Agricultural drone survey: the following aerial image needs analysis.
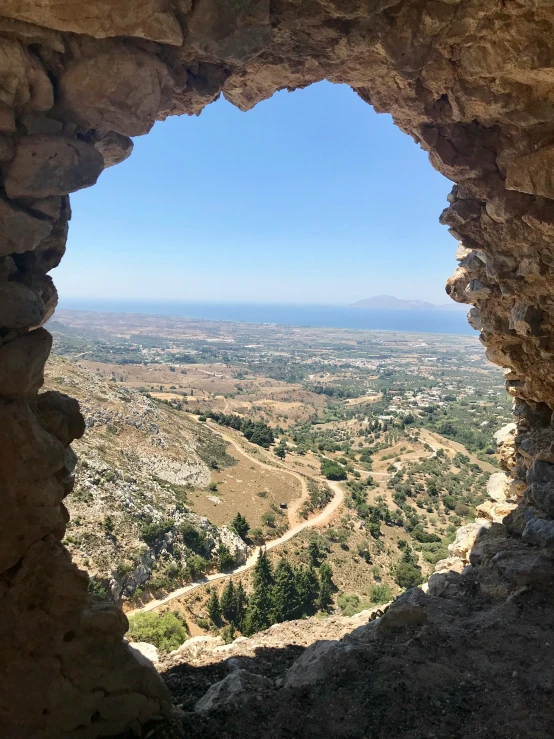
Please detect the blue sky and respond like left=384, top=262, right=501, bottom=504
left=56, top=81, right=455, bottom=305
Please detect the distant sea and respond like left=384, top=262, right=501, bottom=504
left=58, top=299, right=474, bottom=336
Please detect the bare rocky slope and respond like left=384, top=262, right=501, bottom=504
left=45, top=355, right=249, bottom=602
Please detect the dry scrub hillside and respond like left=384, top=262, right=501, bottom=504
left=78, top=359, right=328, bottom=427
left=45, top=356, right=249, bottom=602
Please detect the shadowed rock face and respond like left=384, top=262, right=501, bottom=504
left=1, top=1, right=554, bottom=736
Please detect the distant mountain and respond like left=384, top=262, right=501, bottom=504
left=351, top=295, right=465, bottom=311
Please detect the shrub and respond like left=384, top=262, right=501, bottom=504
left=394, top=562, right=424, bottom=589
left=320, top=459, right=347, bottom=481
left=262, top=511, right=276, bottom=528
left=337, top=593, right=365, bottom=617
left=368, top=583, right=393, bottom=604
left=140, top=519, right=174, bottom=545
left=103, top=515, right=115, bottom=534
left=180, top=523, right=206, bottom=553
left=88, top=578, right=110, bottom=598
left=128, top=611, right=188, bottom=654
left=248, top=527, right=265, bottom=544
left=185, top=554, right=208, bottom=580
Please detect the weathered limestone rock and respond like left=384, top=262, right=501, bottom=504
left=284, top=639, right=358, bottom=689
left=219, top=525, right=249, bottom=564
left=0, top=281, right=44, bottom=331
left=195, top=669, right=273, bottom=712
left=506, top=144, right=554, bottom=201
left=448, top=520, right=491, bottom=562
left=0, top=37, right=53, bottom=112
left=130, top=641, right=160, bottom=665
left=476, top=499, right=517, bottom=524
left=0, top=197, right=52, bottom=256
left=185, top=0, right=271, bottom=63
left=3, top=135, right=104, bottom=199
left=0, top=0, right=183, bottom=45
left=35, top=391, right=86, bottom=447
left=0, top=328, right=52, bottom=397
left=374, top=587, right=428, bottom=633
left=92, top=130, right=134, bottom=168
left=59, top=45, right=174, bottom=137
left=522, top=518, right=554, bottom=550
left=487, top=471, right=512, bottom=503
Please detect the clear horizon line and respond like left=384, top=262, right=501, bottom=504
left=57, top=296, right=455, bottom=308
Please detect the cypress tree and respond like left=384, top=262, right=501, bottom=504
left=220, top=580, right=235, bottom=622
left=230, top=513, right=249, bottom=541
left=271, top=558, right=300, bottom=623
left=233, top=581, right=248, bottom=630
left=207, top=590, right=221, bottom=624
left=297, top=565, right=319, bottom=615
left=242, top=549, right=274, bottom=636
left=317, top=562, right=334, bottom=612
left=307, top=541, right=320, bottom=567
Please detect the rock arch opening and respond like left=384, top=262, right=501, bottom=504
left=1, top=1, right=553, bottom=736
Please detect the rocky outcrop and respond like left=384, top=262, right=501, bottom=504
left=1, top=0, right=554, bottom=736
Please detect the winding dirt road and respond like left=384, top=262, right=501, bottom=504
left=208, top=421, right=309, bottom=529
left=128, top=422, right=345, bottom=616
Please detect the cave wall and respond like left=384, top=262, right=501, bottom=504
left=1, top=0, right=554, bottom=736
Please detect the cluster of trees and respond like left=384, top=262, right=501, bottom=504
left=310, top=383, right=360, bottom=399
left=320, top=459, right=347, bottom=481
left=206, top=412, right=275, bottom=448
left=206, top=550, right=335, bottom=637
left=300, top=480, right=333, bottom=519
left=420, top=406, right=496, bottom=454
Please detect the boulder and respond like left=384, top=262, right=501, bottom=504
left=522, top=517, right=554, bottom=550
left=476, top=500, right=517, bottom=523
left=284, top=639, right=358, bottom=689
left=3, top=135, right=104, bottom=199
left=60, top=45, right=173, bottom=137
left=195, top=669, right=273, bottom=712
left=434, top=556, right=465, bottom=574
left=0, top=37, right=53, bottom=112
left=219, top=526, right=249, bottom=564
left=494, top=422, right=517, bottom=445
left=36, top=391, right=85, bottom=446
left=487, top=472, right=511, bottom=502
left=0, top=281, right=44, bottom=331
left=0, top=329, right=52, bottom=398
left=93, top=131, right=134, bottom=168
left=375, top=588, right=428, bottom=633
left=166, top=635, right=224, bottom=666
left=0, top=0, right=183, bottom=45
left=448, top=520, right=491, bottom=561
left=427, top=570, right=462, bottom=598
left=129, top=641, right=159, bottom=665
left=0, top=197, right=53, bottom=257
